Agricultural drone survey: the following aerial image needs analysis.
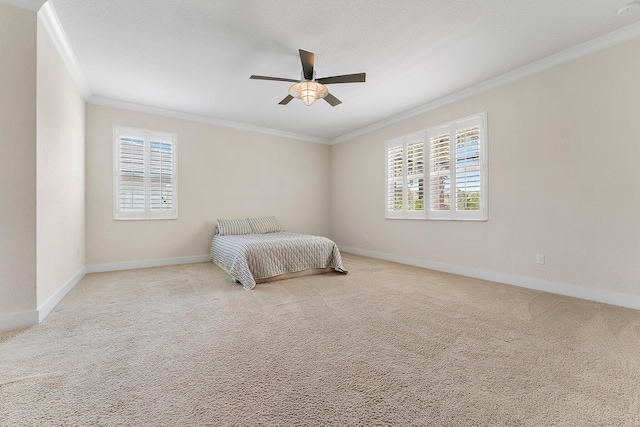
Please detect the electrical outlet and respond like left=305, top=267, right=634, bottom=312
left=536, top=254, right=545, bottom=265
left=364, top=235, right=369, bottom=242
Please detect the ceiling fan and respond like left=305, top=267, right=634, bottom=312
left=250, top=49, right=366, bottom=107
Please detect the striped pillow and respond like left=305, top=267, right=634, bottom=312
left=247, top=216, right=282, bottom=234
left=217, top=218, right=252, bottom=236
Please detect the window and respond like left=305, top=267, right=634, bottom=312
left=385, top=112, right=487, bottom=221
left=113, top=126, right=178, bottom=220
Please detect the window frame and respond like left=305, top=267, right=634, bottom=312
left=385, top=112, right=487, bottom=221
left=113, top=126, right=178, bottom=221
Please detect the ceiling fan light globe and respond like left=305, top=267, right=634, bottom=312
left=315, top=83, right=329, bottom=99
left=289, top=81, right=329, bottom=106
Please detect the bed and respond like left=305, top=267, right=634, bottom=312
left=210, top=217, right=347, bottom=290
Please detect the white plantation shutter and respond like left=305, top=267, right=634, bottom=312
left=385, top=133, right=425, bottom=219
left=149, top=139, right=174, bottom=211
left=454, top=116, right=483, bottom=220
left=118, top=135, right=145, bottom=212
left=428, top=125, right=451, bottom=219
left=406, top=138, right=425, bottom=213
left=114, top=127, right=178, bottom=220
left=426, top=113, right=486, bottom=221
left=386, top=139, right=404, bottom=217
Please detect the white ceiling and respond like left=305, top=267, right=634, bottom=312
left=11, top=0, right=640, bottom=141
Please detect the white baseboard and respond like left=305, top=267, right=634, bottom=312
left=1, top=255, right=212, bottom=331
left=86, top=255, right=211, bottom=274
left=0, top=267, right=88, bottom=331
left=38, top=267, right=86, bottom=323
left=0, top=310, right=39, bottom=331
left=340, top=246, right=640, bottom=311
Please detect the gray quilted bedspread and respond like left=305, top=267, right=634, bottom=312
left=210, top=232, right=347, bottom=290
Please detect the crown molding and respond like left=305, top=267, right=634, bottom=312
left=330, top=20, right=640, bottom=145
left=38, top=2, right=92, bottom=100
left=88, top=96, right=330, bottom=144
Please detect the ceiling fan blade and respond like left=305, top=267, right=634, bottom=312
left=324, top=93, right=342, bottom=107
left=279, top=95, right=294, bottom=105
left=316, top=73, right=366, bottom=85
left=299, top=49, right=314, bottom=81
left=250, top=75, right=299, bottom=83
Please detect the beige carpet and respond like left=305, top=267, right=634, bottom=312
left=1, top=253, right=639, bottom=426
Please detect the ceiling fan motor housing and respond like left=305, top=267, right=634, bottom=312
left=289, top=81, right=329, bottom=106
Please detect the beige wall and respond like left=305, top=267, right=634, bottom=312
left=36, top=17, right=86, bottom=307
left=0, top=4, right=37, bottom=316
left=85, top=104, right=332, bottom=266
left=332, top=36, right=640, bottom=298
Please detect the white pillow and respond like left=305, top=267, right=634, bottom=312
left=217, top=218, right=252, bottom=236
left=247, top=216, right=282, bottom=234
